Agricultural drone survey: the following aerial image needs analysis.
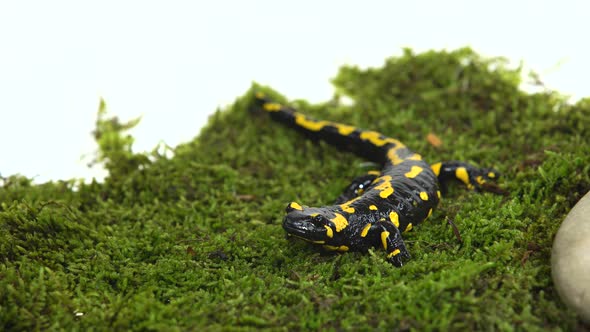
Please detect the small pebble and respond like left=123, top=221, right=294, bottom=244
left=552, top=190, right=590, bottom=323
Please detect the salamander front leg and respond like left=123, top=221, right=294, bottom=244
left=334, top=171, right=380, bottom=204
left=369, top=221, right=411, bottom=267
left=431, top=161, right=499, bottom=192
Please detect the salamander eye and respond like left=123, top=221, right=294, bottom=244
left=311, top=214, right=327, bottom=227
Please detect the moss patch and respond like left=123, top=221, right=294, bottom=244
left=2, top=47, right=589, bottom=330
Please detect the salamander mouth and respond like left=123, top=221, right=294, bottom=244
left=282, top=216, right=325, bottom=242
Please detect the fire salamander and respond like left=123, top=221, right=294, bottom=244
left=254, top=92, right=498, bottom=267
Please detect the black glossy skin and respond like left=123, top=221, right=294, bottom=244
left=254, top=92, right=498, bottom=267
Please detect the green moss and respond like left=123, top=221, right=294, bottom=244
left=1, top=47, right=589, bottom=330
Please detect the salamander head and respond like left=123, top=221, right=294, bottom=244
left=282, top=202, right=338, bottom=244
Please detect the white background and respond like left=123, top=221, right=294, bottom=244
left=1, top=1, right=587, bottom=183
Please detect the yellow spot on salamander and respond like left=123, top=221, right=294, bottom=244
left=293, top=114, right=358, bottom=136
left=324, top=225, right=333, bottom=238
left=405, top=165, right=424, bottom=178
left=360, top=223, right=372, bottom=237
left=310, top=213, right=319, bottom=217
left=263, top=102, right=282, bottom=112
left=431, top=162, right=442, bottom=176
left=379, top=187, right=394, bottom=199
left=389, top=211, right=400, bottom=228
left=488, top=172, right=496, bottom=179
left=407, top=154, right=422, bottom=161
left=427, top=208, right=433, bottom=218
left=342, top=206, right=355, bottom=213
left=324, top=245, right=349, bottom=252
left=340, top=197, right=360, bottom=214
left=367, top=170, right=381, bottom=176
left=360, top=131, right=401, bottom=147
left=289, top=202, right=303, bottom=211
left=456, top=167, right=470, bottom=186
left=476, top=175, right=486, bottom=185
left=420, top=191, right=429, bottom=201
left=294, top=114, right=327, bottom=131
left=437, top=190, right=441, bottom=199
left=373, top=175, right=392, bottom=185
left=373, top=175, right=394, bottom=199
left=340, top=203, right=355, bottom=214
left=381, top=231, right=390, bottom=250
left=331, top=213, right=348, bottom=232
left=386, top=146, right=405, bottom=165
left=405, top=223, right=413, bottom=232
left=335, top=124, right=356, bottom=135
left=369, top=205, right=378, bottom=211
left=387, top=249, right=401, bottom=258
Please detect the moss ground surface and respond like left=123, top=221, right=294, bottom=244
left=1, top=48, right=590, bottom=331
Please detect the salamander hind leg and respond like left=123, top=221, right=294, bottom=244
left=431, top=161, right=499, bottom=192
left=333, top=171, right=380, bottom=204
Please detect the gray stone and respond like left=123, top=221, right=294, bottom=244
left=552, top=190, right=590, bottom=323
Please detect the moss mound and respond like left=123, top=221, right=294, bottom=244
left=2, top=48, right=589, bottom=330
